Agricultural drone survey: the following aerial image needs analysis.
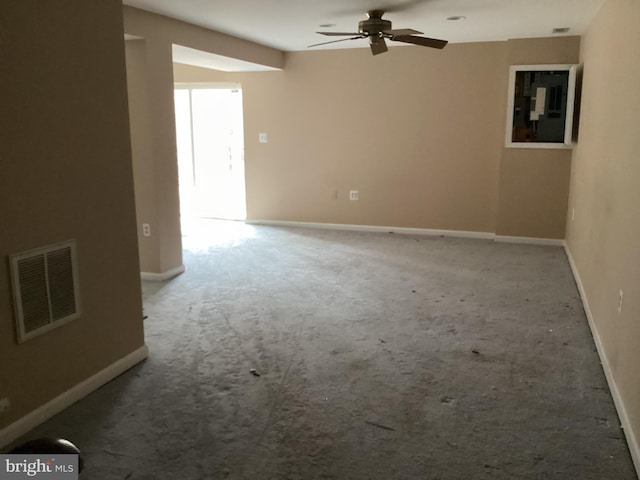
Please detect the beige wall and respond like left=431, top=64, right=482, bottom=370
left=566, top=0, right=640, bottom=469
left=123, top=7, right=284, bottom=274
left=125, top=35, right=183, bottom=275
left=176, top=43, right=509, bottom=232
left=124, top=6, right=284, bottom=71
left=174, top=37, right=579, bottom=237
left=495, top=37, right=581, bottom=239
left=126, top=40, right=160, bottom=273
left=0, top=0, right=145, bottom=432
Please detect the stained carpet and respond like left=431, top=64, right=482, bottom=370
left=9, top=220, right=637, bottom=479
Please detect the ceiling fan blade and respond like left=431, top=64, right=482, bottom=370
left=391, top=35, right=448, bottom=49
left=308, top=36, right=365, bottom=48
left=317, top=31, right=362, bottom=36
left=370, top=37, right=388, bottom=55
left=383, top=28, right=423, bottom=36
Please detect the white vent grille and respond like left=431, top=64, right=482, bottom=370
left=10, top=240, right=81, bottom=343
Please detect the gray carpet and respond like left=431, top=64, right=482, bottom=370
left=9, top=220, right=638, bottom=479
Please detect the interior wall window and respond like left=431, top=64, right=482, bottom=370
left=505, top=64, right=578, bottom=149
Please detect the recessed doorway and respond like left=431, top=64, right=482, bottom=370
left=174, top=84, right=246, bottom=236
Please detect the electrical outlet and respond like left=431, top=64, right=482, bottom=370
left=0, top=397, right=10, bottom=414
left=259, top=132, right=268, bottom=143
left=618, top=289, right=624, bottom=314
left=349, top=190, right=359, bottom=201
left=142, top=224, right=151, bottom=237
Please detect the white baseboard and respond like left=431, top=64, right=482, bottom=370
left=248, top=219, right=496, bottom=240
left=494, top=235, right=564, bottom=246
left=0, top=344, right=149, bottom=449
left=563, top=242, right=640, bottom=476
left=247, top=219, right=566, bottom=246
left=140, top=264, right=185, bottom=282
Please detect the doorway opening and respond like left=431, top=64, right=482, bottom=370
left=174, top=84, right=246, bottom=238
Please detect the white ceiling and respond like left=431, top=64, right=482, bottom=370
left=124, top=0, right=605, bottom=72
left=123, top=0, right=605, bottom=52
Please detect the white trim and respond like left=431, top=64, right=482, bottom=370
left=0, top=345, right=149, bottom=449
left=505, top=142, right=573, bottom=150
left=494, top=235, right=564, bottom=246
left=247, top=220, right=565, bottom=247
left=140, top=265, right=185, bottom=282
left=563, top=242, right=640, bottom=476
left=247, top=219, right=495, bottom=240
left=504, top=64, right=578, bottom=149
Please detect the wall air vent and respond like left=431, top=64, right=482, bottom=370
left=9, top=240, right=81, bottom=343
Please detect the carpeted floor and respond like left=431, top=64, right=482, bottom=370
left=9, top=220, right=638, bottom=479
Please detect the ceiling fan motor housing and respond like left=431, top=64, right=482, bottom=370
left=359, top=14, right=392, bottom=36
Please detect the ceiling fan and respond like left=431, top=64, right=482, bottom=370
left=309, top=10, right=448, bottom=55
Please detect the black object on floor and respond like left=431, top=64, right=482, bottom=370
left=9, top=437, right=84, bottom=473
